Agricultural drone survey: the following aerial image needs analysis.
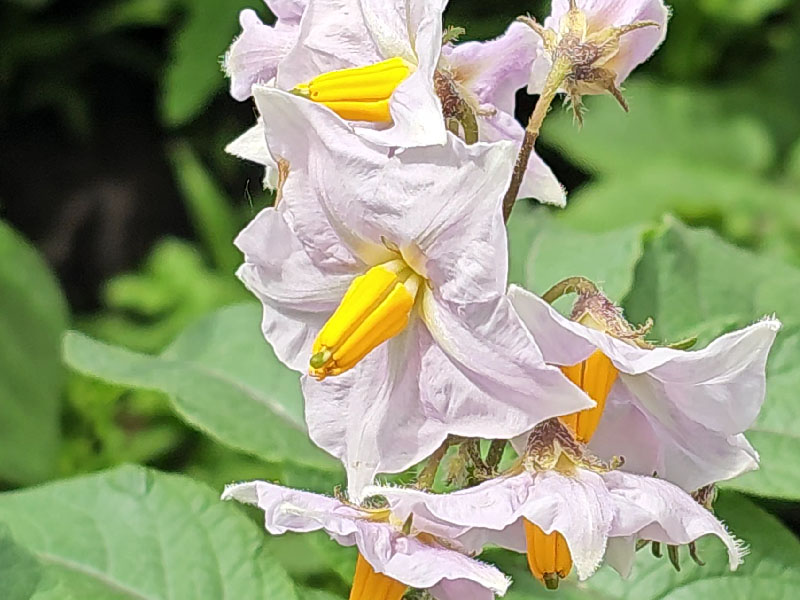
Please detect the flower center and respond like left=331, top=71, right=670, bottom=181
left=523, top=520, right=573, bottom=590
left=349, top=552, right=407, bottom=600
left=310, top=259, right=423, bottom=380
left=558, top=349, right=619, bottom=443
left=292, top=57, right=412, bottom=122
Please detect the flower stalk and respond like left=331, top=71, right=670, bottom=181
left=502, top=55, right=570, bottom=222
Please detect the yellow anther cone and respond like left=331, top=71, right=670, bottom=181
left=524, top=520, right=573, bottom=589
left=559, top=349, right=619, bottom=443
left=293, top=57, right=412, bottom=122
left=310, top=260, right=421, bottom=379
left=349, top=553, right=408, bottom=600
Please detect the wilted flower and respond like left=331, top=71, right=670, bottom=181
left=225, top=0, right=566, bottom=205
left=235, top=89, right=593, bottom=497
left=523, top=0, right=669, bottom=122
left=365, top=419, right=744, bottom=590
left=509, top=281, right=781, bottom=492
left=222, top=480, right=511, bottom=600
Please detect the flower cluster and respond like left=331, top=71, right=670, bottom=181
left=221, top=1, right=781, bottom=597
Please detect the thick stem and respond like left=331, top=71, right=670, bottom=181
left=502, top=60, right=569, bottom=223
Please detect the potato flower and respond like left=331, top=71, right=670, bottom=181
left=235, top=89, right=593, bottom=498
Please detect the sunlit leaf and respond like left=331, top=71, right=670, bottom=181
left=0, top=465, right=298, bottom=599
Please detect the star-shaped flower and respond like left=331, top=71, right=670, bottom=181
left=365, top=419, right=744, bottom=590
left=235, top=89, right=593, bottom=498
left=509, top=283, right=780, bottom=492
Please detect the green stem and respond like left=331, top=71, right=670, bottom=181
left=541, top=276, right=599, bottom=304
left=416, top=436, right=459, bottom=490
left=502, top=59, right=570, bottom=223
left=484, top=439, right=507, bottom=472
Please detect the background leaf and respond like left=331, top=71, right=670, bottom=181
left=63, top=303, right=341, bottom=474
left=161, top=0, right=264, bottom=126
left=0, top=220, right=67, bottom=484
left=0, top=465, right=298, bottom=599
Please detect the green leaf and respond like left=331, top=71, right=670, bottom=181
left=168, top=142, right=242, bottom=274
left=0, top=220, right=67, bottom=484
left=0, top=465, right=298, bottom=599
left=525, top=220, right=646, bottom=305
left=556, top=163, right=800, bottom=257
left=502, top=492, right=800, bottom=599
left=298, top=589, right=344, bottom=600
left=0, top=525, right=44, bottom=600
left=161, top=0, right=264, bottom=126
left=696, top=0, right=790, bottom=24
left=64, top=303, right=341, bottom=473
left=623, top=219, right=800, bottom=498
left=543, top=80, right=775, bottom=177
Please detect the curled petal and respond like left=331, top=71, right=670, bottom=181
left=252, top=86, right=383, bottom=268
left=222, top=480, right=361, bottom=536
left=225, top=120, right=280, bottom=189
left=235, top=207, right=354, bottom=371
left=222, top=479, right=510, bottom=598
left=225, top=9, right=302, bottom=101
left=604, top=470, right=745, bottom=570
left=591, top=385, right=759, bottom=492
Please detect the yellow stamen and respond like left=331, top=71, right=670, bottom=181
left=310, top=259, right=421, bottom=380
left=524, top=519, right=572, bottom=590
left=559, top=349, right=619, bottom=443
left=292, top=57, right=412, bottom=122
left=349, top=553, right=408, bottom=600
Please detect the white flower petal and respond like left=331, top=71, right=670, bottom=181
left=443, top=20, right=537, bottom=115
left=596, top=383, right=759, bottom=491
left=276, top=0, right=383, bottom=89
left=302, top=322, right=449, bottom=500
left=604, top=470, right=745, bottom=570
left=356, top=10, right=447, bottom=148
left=252, top=86, right=385, bottom=268
left=235, top=207, right=355, bottom=371
left=480, top=111, right=566, bottom=207
left=225, top=8, right=302, bottom=101
left=422, top=293, right=595, bottom=439
left=524, top=470, right=614, bottom=580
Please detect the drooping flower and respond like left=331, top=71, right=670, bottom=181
left=222, top=480, right=511, bottom=600
left=524, top=0, right=670, bottom=121
left=225, top=0, right=566, bottom=205
left=235, top=88, right=593, bottom=498
left=509, top=282, right=781, bottom=492
left=364, top=419, right=744, bottom=590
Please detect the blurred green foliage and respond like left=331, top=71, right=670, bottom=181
left=1, top=0, right=800, bottom=597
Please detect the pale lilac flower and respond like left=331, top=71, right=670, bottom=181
left=224, top=0, right=307, bottom=102
left=509, top=285, right=781, bottom=492
left=365, top=467, right=744, bottom=584
left=222, top=480, right=511, bottom=599
left=235, top=89, right=593, bottom=498
left=225, top=0, right=566, bottom=205
left=526, top=0, right=669, bottom=119
left=439, top=22, right=566, bottom=204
